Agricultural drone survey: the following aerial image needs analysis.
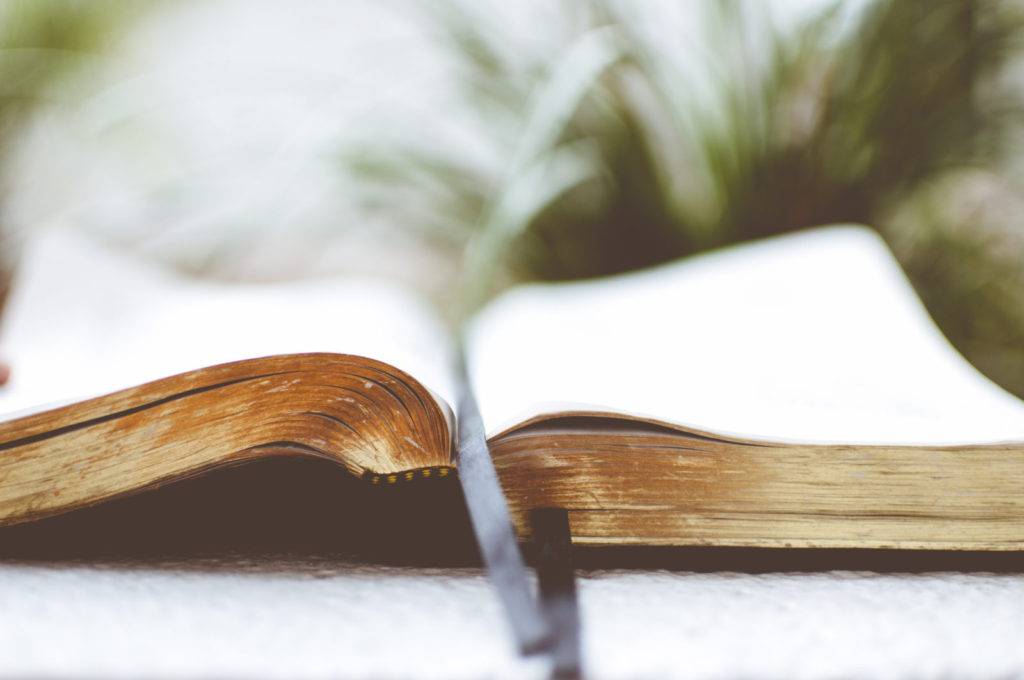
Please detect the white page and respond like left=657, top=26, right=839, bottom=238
left=0, top=229, right=457, bottom=417
left=468, top=225, right=1024, bottom=445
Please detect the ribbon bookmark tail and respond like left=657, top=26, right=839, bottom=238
left=454, top=354, right=551, bottom=654
left=531, top=507, right=582, bottom=679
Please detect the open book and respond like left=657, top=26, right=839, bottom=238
left=1, top=226, right=1023, bottom=549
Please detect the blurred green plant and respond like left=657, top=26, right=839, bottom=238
left=0, top=1, right=143, bottom=239
left=344, top=0, right=1024, bottom=396
left=0, top=0, right=139, bottom=136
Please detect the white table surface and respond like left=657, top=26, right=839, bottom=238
left=2, top=554, right=1023, bottom=679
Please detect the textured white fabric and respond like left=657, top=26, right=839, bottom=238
left=1, top=558, right=1022, bottom=679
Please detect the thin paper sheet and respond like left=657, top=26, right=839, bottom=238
left=0, top=229, right=458, bottom=418
left=468, top=226, right=1024, bottom=445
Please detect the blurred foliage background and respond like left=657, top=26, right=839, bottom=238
left=0, top=1, right=130, bottom=164
left=0, top=0, right=144, bottom=284
left=0, top=0, right=1022, bottom=397
left=346, top=0, right=1024, bottom=396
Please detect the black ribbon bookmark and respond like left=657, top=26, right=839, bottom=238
left=454, top=353, right=551, bottom=654
left=531, top=508, right=583, bottom=679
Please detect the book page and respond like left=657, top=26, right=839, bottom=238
left=0, top=229, right=457, bottom=417
left=467, top=226, right=1024, bottom=445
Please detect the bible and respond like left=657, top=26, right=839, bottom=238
left=1, top=225, right=1023, bottom=549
